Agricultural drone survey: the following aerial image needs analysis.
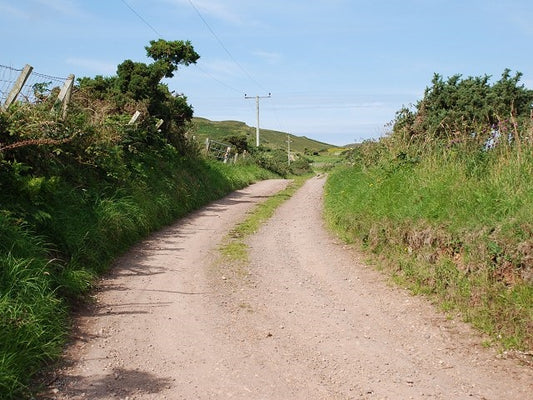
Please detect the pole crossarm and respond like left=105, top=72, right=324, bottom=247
left=245, top=93, right=271, bottom=147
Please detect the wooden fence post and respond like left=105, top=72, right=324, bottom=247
left=55, top=74, right=75, bottom=119
left=223, top=146, right=231, bottom=163
left=128, top=111, right=141, bottom=125
left=2, top=64, right=33, bottom=110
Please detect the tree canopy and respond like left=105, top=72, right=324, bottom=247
left=77, top=39, right=200, bottom=151
left=145, top=39, right=200, bottom=78
left=392, top=69, right=533, bottom=146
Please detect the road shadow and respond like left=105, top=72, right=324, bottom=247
left=35, top=185, right=274, bottom=399
left=99, top=188, right=260, bottom=281
left=39, top=367, right=173, bottom=399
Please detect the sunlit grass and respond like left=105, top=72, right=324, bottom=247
left=0, top=155, right=276, bottom=399
left=325, top=146, right=533, bottom=350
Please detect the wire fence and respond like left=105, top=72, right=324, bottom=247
left=205, top=138, right=237, bottom=163
left=1, top=64, right=243, bottom=163
left=22, top=70, right=67, bottom=103
left=0, top=65, right=20, bottom=104
left=0, top=64, right=68, bottom=105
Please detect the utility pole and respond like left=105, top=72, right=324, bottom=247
left=245, top=93, right=271, bottom=147
left=287, top=134, right=291, bottom=166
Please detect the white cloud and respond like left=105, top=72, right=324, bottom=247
left=488, top=2, right=533, bottom=37
left=273, top=100, right=386, bottom=111
left=0, top=0, right=89, bottom=21
left=199, top=58, right=241, bottom=78
left=0, top=3, right=29, bottom=18
left=66, top=58, right=117, bottom=75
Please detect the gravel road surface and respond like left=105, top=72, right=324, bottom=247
left=45, top=176, right=532, bottom=399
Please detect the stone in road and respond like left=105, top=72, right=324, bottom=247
left=46, top=176, right=531, bottom=399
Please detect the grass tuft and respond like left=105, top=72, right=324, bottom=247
left=218, top=175, right=309, bottom=273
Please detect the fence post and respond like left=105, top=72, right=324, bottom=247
left=128, top=111, right=141, bottom=125
left=205, top=138, right=210, bottom=155
left=223, top=146, right=231, bottom=163
left=55, top=74, right=75, bottom=119
left=2, top=64, right=33, bottom=110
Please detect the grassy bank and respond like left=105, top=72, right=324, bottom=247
left=324, top=144, right=533, bottom=350
left=192, top=117, right=333, bottom=154
left=0, top=151, right=274, bottom=399
left=0, top=39, right=296, bottom=398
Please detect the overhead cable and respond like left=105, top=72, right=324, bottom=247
left=186, top=0, right=267, bottom=91
left=120, top=0, right=162, bottom=37
left=195, top=63, right=243, bottom=94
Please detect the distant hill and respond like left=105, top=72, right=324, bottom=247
left=191, top=117, right=336, bottom=154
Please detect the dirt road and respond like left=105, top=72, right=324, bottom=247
left=46, top=176, right=531, bottom=399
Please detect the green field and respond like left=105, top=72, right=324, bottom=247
left=191, top=117, right=335, bottom=154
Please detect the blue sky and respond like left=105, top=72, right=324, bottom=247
left=2, top=0, right=532, bottom=145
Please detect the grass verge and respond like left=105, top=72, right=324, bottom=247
left=0, top=156, right=275, bottom=399
left=324, top=147, right=533, bottom=351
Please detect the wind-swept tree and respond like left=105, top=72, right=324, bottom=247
left=78, top=39, right=200, bottom=152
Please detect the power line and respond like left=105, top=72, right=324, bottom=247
left=270, top=100, right=289, bottom=134
left=119, top=0, right=162, bottom=37
left=195, top=63, right=243, bottom=93
left=118, top=0, right=250, bottom=95
left=186, top=0, right=266, bottom=91
left=118, top=0, right=278, bottom=128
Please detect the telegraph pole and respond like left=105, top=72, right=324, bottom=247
left=245, top=93, right=271, bottom=146
left=287, top=134, right=291, bottom=166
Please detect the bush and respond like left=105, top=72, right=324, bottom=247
left=248, top=148, right=311, bottom=177
left=392, top=69, right=533, bottom=147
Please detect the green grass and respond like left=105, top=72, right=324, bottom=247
left=0, top=153, right=275, bottom=399
left=219, top=175, right=309, bottom=265
left=192, top=117, right=335, bottom=154
left=324, top=146, right=533, bottom=350
left=0, top=248, right=67, bottom=398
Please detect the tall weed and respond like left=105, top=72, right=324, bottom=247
left=0, top=253, right=66, bottom=398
